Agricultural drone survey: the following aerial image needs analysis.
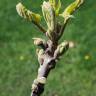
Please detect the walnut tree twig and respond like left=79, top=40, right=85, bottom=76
left=16, top=0, right=84, bottom=96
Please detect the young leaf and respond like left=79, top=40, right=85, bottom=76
left=16, top=3, right=41, bottom=23
left=60, top=0, right=84, bottom=20
left=42, top=1, right=56, bottom=40
left=49, top=0, right=61, bottom=16
left=42, top=1, right=55, bottom=32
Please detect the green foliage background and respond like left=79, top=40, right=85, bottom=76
left=0, top=0, right=96, bottom=96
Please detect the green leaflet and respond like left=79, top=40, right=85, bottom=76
left=49, top=0, right=61, bottom=16
left=42, top=1, right=55, bottom=32
left=60, top=0, right=84, bottom=20
left=42, top=1, right=56, bottom=40
left=31, top=12, right=41, bottom=23
left=16, top=3, right=41, bottom=23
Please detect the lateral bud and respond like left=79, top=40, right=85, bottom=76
left=54, top=41, right=69, bottom=59
left=32, top=38, right=47, bottom=50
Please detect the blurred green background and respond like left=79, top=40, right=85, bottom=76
left=0, top=0, right=96, bottom=96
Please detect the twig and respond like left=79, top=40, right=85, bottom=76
left=16, top=1, right=84, bottom=96
left=33, top=21, right=46, bottom=33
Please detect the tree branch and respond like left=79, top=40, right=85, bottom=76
left=31, top=38, right=70, bottom=96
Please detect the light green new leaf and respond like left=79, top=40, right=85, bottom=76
left=49, top=0, right=61, bottom=16
left=42, top=1, right=55, bottom=31
left=60, top=0, right=84, bottom=20
left=42, top=1, right=56, bottom=40
left=16, top=3, right=41, bottom=23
